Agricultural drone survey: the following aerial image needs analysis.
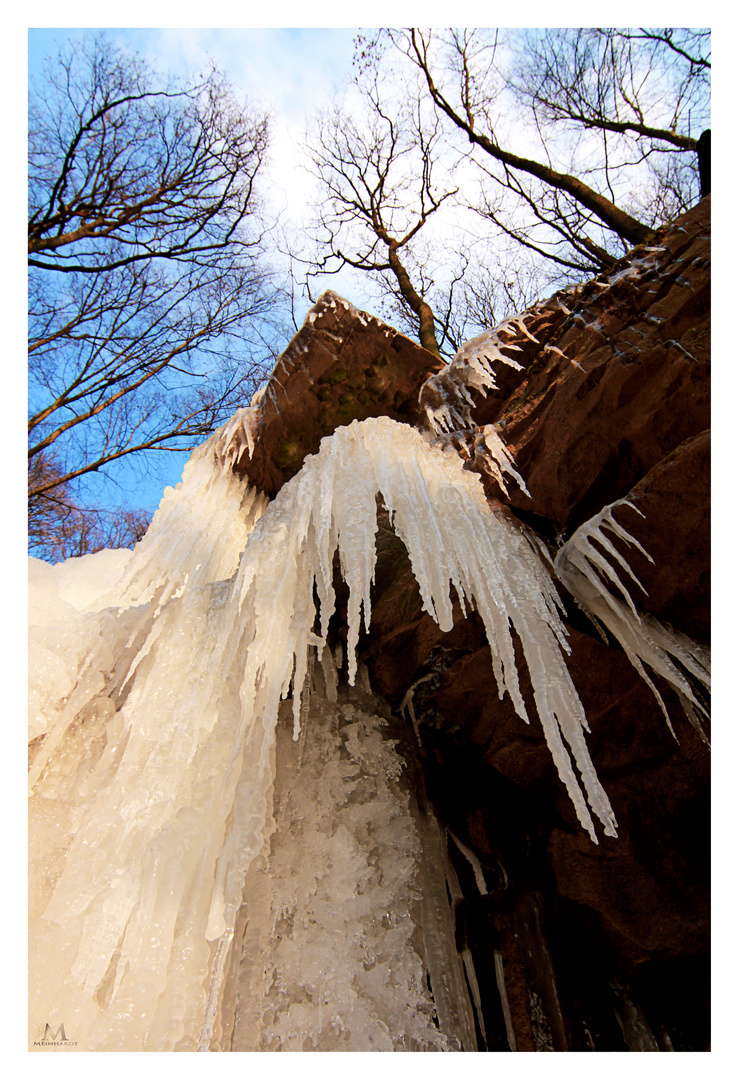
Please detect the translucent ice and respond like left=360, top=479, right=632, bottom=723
left=555, top=500, right=710, bottom=740
left=111, top=420, right=268, bottom=613
left=419, top=319, right=529, bottom=435
left=29, top=413, right=620, bottom=1052
left=232, top=691, right=451, bottom=1051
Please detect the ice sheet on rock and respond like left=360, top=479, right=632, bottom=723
left=29, top=412, right=620, bottom=1052
left=555, top=500, right=710, bottom=741
left=30, top=567, right=280, bottom=1050
left=29, top=549, right=134, bottom=619
left=419, top=318, right=531, bottom=435
left=28, top=414, right=268, bottom=792
left=27, top=551, right=139, bottom=749
left=29, top=436, right=270, bottom=1050
left=234, top=693, right=450, bottom=1052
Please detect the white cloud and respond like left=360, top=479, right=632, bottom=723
left=106, top=28, right=368, bottom=311
left=114, top=28, right=356, bottom=126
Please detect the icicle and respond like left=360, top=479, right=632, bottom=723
left=543, top=342, right=583, bottom=370
left=477, top=424, right=530, bottom=498
left=408, top=798, right=478, bottom=1050
left=318, top=639, right=339, bottom=704
left=419, top=320, right=530, bottom=435
left=449, top=831, right=489, bottom=896
left=495, top=949, right=518, bottom=1051
left=110, top=417, right=268, bottom=614
left=555, top=500, right=710, bottom=739
left=221, top=416, right=616, bottom=841
left=211, top=402, right=263, bottom=472
left=30, top=412, right=626, bottom=1052
left=400, top=684, right=426, bottom=756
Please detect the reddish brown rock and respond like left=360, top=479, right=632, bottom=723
left=360, top=587, right=710, bottom=1047
left=354, top=201, right=710, bottom=1050
left=228, top=200, right=710, bottom=1049
left=488, top=198, right=710, bottom=533
left=606, top=430, right=710, bottom=643
left=236, top=291, right=443, bottom=497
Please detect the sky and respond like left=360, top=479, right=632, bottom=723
left=28, top=27, right=370, bottom=312
left=28, top=26, right=372, bottom=515
left=28, top=27, right=357, bottom=114
left=16, top=14, right=735, bottom=1067
left=25, top=18, right=722, bottom=522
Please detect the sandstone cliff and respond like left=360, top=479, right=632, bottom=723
left=238, top=197, right=711, bottom=1050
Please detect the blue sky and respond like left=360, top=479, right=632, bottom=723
left=29, top=27, right=358, bottom=125
left=28, top=27, right=369, bottom=518
left=28, top=26, right=366, bottom=309
left=25, top=19, right=725, bottom=531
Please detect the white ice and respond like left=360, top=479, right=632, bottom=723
left=419, top=320, right=529, bottom=435
left=232, top=688, right=452, bottom=1051
left=29, top=412, right=620, bottom=1052
left=555, top=499, right=710, bottom=741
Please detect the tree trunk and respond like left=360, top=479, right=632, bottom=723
left=388, top=244, right=441, bottom=356
left=411, top=32, right=652, bottom=248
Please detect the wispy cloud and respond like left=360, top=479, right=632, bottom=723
left=109, top=28, right=357, bottom=126
left=26, top=26, right=371, bottom=512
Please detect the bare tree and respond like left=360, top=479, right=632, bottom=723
left=517, top=28, right=709, bottom=151
left=28, top=35, right=284, bottom=556
left=459, top=254, right=548, bottom=334
left=29, top=452, right=150, bottom=562
left=370, top=28, right=710, bottom=279
left=513, top=28, right=710, bottom=226
left=304, top=74, right=460, bottom=357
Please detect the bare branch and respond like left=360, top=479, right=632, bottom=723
left=28, top=35, right=286, bottom=551
left=304, top=76, right=459, bottom=356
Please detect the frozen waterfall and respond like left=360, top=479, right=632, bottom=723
left=31, top=411, right=680, bottom=1051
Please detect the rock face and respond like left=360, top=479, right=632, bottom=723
left=238, top=198, right=710, bottom=1051
left=236, top=293, right=444, bottom=497
left=484, top=200, right=710, bottom=536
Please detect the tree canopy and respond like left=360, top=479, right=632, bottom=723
left=28, top=35, right=284, bottom=559
left=303, top=27, right=710, bottom=353
left=28, top=28, right=711, bottom=559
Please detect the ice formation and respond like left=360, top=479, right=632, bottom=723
left=30, top=411, right=627, bottom=1051
left=231, top=687, right=453, bottom=1051
left=419, top=320, right=529, bottom=434
left=111, top=418, right=269, bottom=612
left=28, top=549, right=133, bottom=742
left=476, top=424, right=531, bottom=498
left=211, top=401, right=263, bottom=472
left=555, top=500, right=710, bottom=741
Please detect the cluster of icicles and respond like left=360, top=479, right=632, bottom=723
left=29, top=405, right=708, bottom=1050
left=419, top=317, right=533, bottom=434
